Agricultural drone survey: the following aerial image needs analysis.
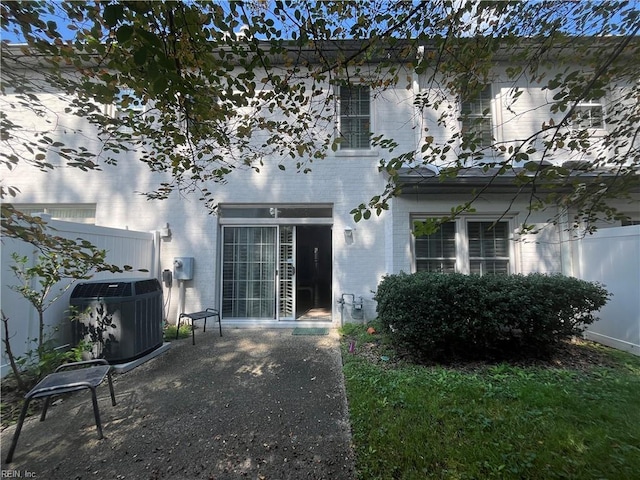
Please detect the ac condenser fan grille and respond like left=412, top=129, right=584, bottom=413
left=71, top=282, right=132, bottom=298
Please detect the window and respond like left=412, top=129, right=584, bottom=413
left=414, top=219, right=511, bottom=274
left=338, top=85, right=371, bottom=149
left=115, top=88, right=145, bottom=120
left=460, top=85, right=493, bottom=148
left=15, top=204, right=96, bottom=224
left=621, top=219, right=640, bottom=227
left=414, top=221, right=456, bottom=272
left=218, top=203, right=333, bottom=224
left=572, top=102, right=604, bottom=129
left=467, top=221, right=510, bottom=274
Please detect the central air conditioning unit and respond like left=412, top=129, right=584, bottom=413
left=70, top=278, right=163, bottom=363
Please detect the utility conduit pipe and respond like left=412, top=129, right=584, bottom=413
left=339, top=293, right=365, bottom=325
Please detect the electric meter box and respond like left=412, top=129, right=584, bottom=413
left=173, top=256, right=194, bottom=280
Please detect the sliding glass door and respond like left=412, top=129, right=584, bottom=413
left=219, top=213, right=332, bottom=321
left=222, top=227, right=277, bottom=318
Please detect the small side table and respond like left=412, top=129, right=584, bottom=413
left=177, top=308, right=222, bottom=345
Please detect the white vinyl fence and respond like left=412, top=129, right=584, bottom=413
left=1, top=218, right=158, bottom=377
left=578, top=226, right=640, bottom=356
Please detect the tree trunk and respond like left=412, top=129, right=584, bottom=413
left=38, top=309, right=45, bottom=353
left=1, top=311, right=27, bottom=392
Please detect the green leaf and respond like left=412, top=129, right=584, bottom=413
left=523, top=161, right=540, bottom=172
left=133, top=47, right=147, bottom=66
left=116, top=25, right=134, bottom=43
left=152, top=76, right=168, bottom=95
left=103, top=4, right=124, bottom=28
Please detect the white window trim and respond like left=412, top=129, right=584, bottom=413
left=412, top=215, right=517, bottom=275
left=334, top=84, right=379, bottom=157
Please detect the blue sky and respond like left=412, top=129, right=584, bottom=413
left=2, top=1, right=637, bottom=45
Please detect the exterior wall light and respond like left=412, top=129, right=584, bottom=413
left=160, top=223, right=172, bottom=239
left=344, top=227, right=354, bottom=243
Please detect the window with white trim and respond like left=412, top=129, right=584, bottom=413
left=414, top=221, right=456, bottom=273
left=460, top=85, right=493, bottom=148
left=414, top=218, right=511, bottom=275
left=467, top=221, right=510, bottom=274
left=338, top=85, right=371, bottom=149
left=115, top=88, right=145, bottom=120
left=572, top=102, right=604, bottom=129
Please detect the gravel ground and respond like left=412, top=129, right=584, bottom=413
left=1, top=328, right=356, bottom=479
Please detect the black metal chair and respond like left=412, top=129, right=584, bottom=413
left=5, top=359, right=117, bottom=463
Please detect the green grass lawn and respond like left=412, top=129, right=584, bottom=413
left=341, top=324, right=640, bottom=480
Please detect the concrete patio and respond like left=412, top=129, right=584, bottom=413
left=1, top=328, right=356, bottom=479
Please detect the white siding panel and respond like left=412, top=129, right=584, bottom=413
left=518, top=223, right=563, bottom=274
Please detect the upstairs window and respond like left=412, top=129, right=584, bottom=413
left=572, top=102, right=604, bottom=130
left=460, top=85, right=493, bottom=148
left=338, top=85, right=371, bottom=149
left=115, top=88, right=145, bottom=121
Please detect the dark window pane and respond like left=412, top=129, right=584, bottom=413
left=415, top=222, right=456, bottom=273
left=470, top=260, right=509, bottom=275
left=468, top=221, right=509, bottom=275
left=340, top=86, right=370, bottom=149
left=460, top=85, right=492, bottom=147
left=417, top=260, right=456, bottom=273
left=278, top=207, right=332, bottom=218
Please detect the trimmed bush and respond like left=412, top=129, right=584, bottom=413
left=374, top=272, right=610, bottom=362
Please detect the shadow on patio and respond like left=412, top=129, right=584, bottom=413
left=1, top=329, right=356, bottom=479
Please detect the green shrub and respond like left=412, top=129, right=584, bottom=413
left=163, top=323, right=192, bottom=341
left=375, top=272, right=610, bottom=361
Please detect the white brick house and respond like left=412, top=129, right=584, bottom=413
left=2, top=39, right=639, bottom=330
